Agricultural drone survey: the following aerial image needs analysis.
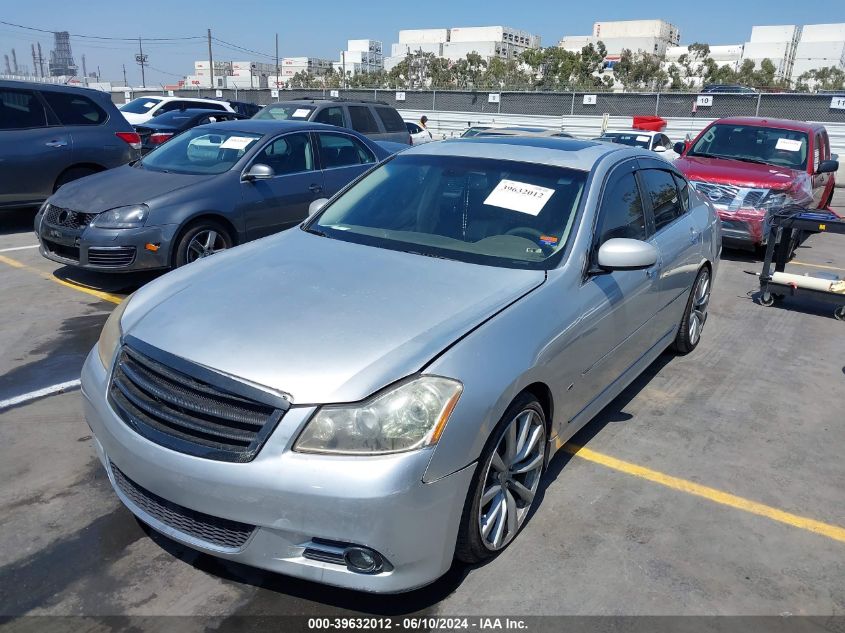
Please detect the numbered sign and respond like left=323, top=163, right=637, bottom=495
left=215, top=89, right=223, bottom=97
left=831, top=96, right=845, bottom=110
left=696, top=95, right=714, bottom=107
left=330, top=90, right=340, bottom=98
left=583, top=94, right=597, bottom=105
left=270, top=89, right=279, bottom=98
left=395, top=91, right=406, bottom=101
left=167, top=90, right=174, bottom=96
left=488, top=93, right=501, bottom=103
left=124, top=90, right=131, bottom=101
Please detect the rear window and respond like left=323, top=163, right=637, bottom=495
left=42, top=91, right=107, bottom=125
left=599, top=133, right=651, bottom=149
left=348, top=106, right=380, bottom=135
left=375, top=106, right=406, bottom=133
left=120, top=97, right=163, bottom=114
left=254, top=103, right=315, bottom=121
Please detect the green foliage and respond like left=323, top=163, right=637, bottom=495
left=614, top=49, right=668, bottom=91
left=796, top=66, right=845, bottom=91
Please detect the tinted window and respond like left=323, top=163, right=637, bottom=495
left=313, top=106, right=345, bottom=127
left=120, top=97, right=162, bottom=114
left=254, top=103, right=314, bottom=120
left=41, top=92, right=107, bottom=125
left=348, top=105, right=380, bottom=135
left=375, top=106, right=406, bottom=132
left=312, top=154, right=587, bottom=270
left=642, top=169, right=684, bottom=232
left=140, top=128, right=262, bottom=175
left=672, top=173, right=690, bottom=211
left=599, top=133, right=651, bottom=149
left=317, top=133, right=375, bottom=168
left=0, top=89, right=48, bottom=129
left=596, top=171, right=646, bottom=243
left=406, top=122, right=422, bottom=134
left=689, top=123, right=808, bottom=170
left=256, top=133, right=314, bottom=175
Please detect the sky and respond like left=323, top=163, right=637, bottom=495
left=1, top=0, right=843, bottom=85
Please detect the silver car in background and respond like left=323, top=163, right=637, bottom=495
left=81, top=137, right=720, bottom=593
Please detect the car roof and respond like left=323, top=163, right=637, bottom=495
left=154, top=108, right=237, bottom=117
left=0, top=79, right=110, bottom=97
left=266, top=98, right=387, bottom=107
left=711, top=116, right=824, bottom=132
left=192, top=119, right=358, bottom=135
left=402, top=136, right=637, bottom=170
left=603, top=129, right=659, bottom=136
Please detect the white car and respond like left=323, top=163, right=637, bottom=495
left=119, top=96, right=235, bottom=125
left=405, top=121, right=434, bottom=145
left=593, top=130, right=679, bottom=160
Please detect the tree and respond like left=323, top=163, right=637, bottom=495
left=452, top=52, right=487, bottom=88
left=797, top=66, right=845, bottom=91
left=614, top=49, right=668, bottom=91
left=481, top=57, right=531, bottom=90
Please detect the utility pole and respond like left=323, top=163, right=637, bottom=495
left=37, top=42, right=45, bottom=77
left=208, top=28, right=214, bottom=90
left=122, top=63, right=127, bottom=87
left=275, top=33, right=279, bottom=98
left=342, top=50, right=346, bottom=89
left=135, top=37, right=147, bottom=88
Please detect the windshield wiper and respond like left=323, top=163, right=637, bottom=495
left=302, top=226, right=326, bottom=237
left=691, top=152, right=772, bottom=166
left=401, top=249, right=453, bottom=261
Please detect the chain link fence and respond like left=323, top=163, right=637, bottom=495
left=111, top=88, right=845, bottom=123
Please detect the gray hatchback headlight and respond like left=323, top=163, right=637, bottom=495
left=294, top=377, right=463, bottom=455
left=91, top=204, right=149, bottom=229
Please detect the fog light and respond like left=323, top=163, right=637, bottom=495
left=343, top=546, right=383, bottom=574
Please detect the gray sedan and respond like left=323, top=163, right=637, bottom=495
left=82, top=137, right=720, bottom=593
left=34, top=120, right=397, bottom=271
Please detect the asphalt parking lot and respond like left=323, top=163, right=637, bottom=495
left=1, top=194, right=844, bottom=625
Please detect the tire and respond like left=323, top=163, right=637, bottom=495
left=835, top=306, right=845, bottom=322
left=455, top=392, right=547, bottom=564
left=172, top=220, right=233, bottom=268
left=672, top=266, right=711, bottom=354
left=53, top=167, right=98, bottom=192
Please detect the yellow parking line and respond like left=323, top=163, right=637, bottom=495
left=564, top=444, right=845, bottom=544
left=790, top=260, right=845, bottom=273
left=0, top=254, right=123, bottom=305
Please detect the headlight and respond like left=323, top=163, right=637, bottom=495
left=91, top=204, right=149, bottom=229
left=97, top=297, right=130, bottom=367
left=294, top=376, right=463, bottom=455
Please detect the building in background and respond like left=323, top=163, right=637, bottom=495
left=560, top=19, right=680, bottom=57
left=740, top=25, right=801, bottom=82
left=48, top=31, right=78, bottom=77
left=275, top=57, right=334, bottom=86
left=790, top=23, right=845, bottom=83
left=338, top=39, right=383, bottom=77
left=385, top=26, right=540, bottom=71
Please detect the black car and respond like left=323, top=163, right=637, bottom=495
left=135, top=109, right=245, bottom=154
left=700, top=84, right=757, bottom=94
left=226, top=100, right=262, bottom=117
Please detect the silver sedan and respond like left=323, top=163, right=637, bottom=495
left=81, top=136, right=720, bottom=593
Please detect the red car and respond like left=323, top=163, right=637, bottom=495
left=673, top=117, right=838, bottom=249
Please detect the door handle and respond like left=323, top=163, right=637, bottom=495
left=308, top=184, right=322, bottom=193
left=45, top=140, right=68, bottom=148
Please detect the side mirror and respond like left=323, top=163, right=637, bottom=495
left=308, top=198, right=329, bottom=215
left=673, top=141, right=686, bottom=155
left=597, top=238, right=659, bottom=271
left=817, top=159, right=839, bottom=174
left=654, top=145, right=667, bottom=153
left=242, top=163, right=274, bottom=182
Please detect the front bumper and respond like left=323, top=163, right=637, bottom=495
left=80, top=348, right=474, bottom=593
left=34, top=209, right=177, bottom=272
left=715, top=208, right=769, bottom=247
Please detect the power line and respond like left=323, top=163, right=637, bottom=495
left=0, top=19, right=203, bottom=42
left=211, top=36, right=275, bottom=60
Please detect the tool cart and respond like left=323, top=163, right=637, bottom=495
left=758, top=208, right=845, bottom=320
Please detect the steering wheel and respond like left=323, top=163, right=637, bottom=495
left=504, top=227, right=545, bottom=241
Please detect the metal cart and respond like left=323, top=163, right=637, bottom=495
left=758, top=208, right=845, bottom=321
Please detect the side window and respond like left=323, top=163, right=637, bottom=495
left=406, top=122, right=421, bottom=134
left=595, top=169, right=647, bottom=244
left=375, top=106, right=406, bottom=132
left=317, top=133, right=375, bottom=169
left=255, top=133, right=314, bottom=175
left=41, top=92, right=107, bottom=125
left=661, top=134, right=673, bottom=149
left=672, top=173, right=690, bottom=212
left=157, top=101, right=182, bottom=114
left=641, top=169, right=685, bottom=232
left=0, top=88, right=48, bottom=129
left=313, top=106, right=345, bottom=128
left=814, top=133, right=823, bottom=172
left=347, top=105, right=380, bottom=135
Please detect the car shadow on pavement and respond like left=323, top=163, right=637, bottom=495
left=0, top=207, right=38, bottom=235
left=53, top=266, right=161, bottom=295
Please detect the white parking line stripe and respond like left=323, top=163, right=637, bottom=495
left=0, top=379, right=82, bottom=411
left=0, top=245, right=39, bottom=253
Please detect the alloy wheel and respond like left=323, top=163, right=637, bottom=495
left=186, top=230, right=227, bottom=263
left=477, top=408, right=546, bottom=551
left=688, top=269, right=711, bottom=346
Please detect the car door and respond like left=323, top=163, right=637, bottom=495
left=312, top=105, right=347, bottom=129
left=556, top=160, right=664, bottom=423
left=315, top=131, right=377, bottom=197
left=0, top=87, right=71, bottom=206
left=637, top=165, right=700, bottom=339
left=347, top=104, right=384, bottom=141
left=239, top=131, right=324, bottom=239
left=810, top=131, right=833, bottom=208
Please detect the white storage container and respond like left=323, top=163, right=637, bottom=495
left=398, top=29, right=450, bottom=44
left=799, top=23, right=845, bottom=43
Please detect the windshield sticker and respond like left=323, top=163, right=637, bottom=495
left=219, top=136, right=256, bottom=150
left=775, top=138, right=802, bottom=152
left=636, top=135, right=650, bottom=142
left=539, top=235, right=559, bottom=245
left=484, top=179, right=555, bottom=216
left=292, top=108, right=312, bottom=118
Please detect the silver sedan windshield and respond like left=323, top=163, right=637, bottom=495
left=312, top=154, right=587, bottom=269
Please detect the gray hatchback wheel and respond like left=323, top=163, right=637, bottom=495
left=477, top=407, right=546, bottom=551
left=186, top=229, right=228, bottom=263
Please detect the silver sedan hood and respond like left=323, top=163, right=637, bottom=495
left=124, top=229, right=545, bottom=404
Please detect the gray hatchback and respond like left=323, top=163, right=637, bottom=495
left=0, top=80, right=140, bottom=210
left=34, top=120, right=397, bottom=271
